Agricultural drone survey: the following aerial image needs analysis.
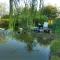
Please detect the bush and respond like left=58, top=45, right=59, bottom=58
left=51, top=55, right=60, bottom=60
left=0, top=19, right=9, bottom=29
left=51, top=40, right=60, bottom=56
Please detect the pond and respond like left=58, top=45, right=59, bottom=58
left=0, top=30, right=50, bottom=60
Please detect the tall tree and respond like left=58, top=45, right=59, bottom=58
left=42, top=5, right=57, bottom=19
left=9, top=0, right=13, bottom=15
left=9, top=0, right=20, bottom=29
left=39, top=0, right=44, bottom=10
left=9, top=0, right=20, bottom=15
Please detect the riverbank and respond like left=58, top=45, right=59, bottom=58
left=50, top=33, right=60, bottom=60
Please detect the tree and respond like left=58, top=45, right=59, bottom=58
left=9, top=0, right=20, bottom=29
left=29, top=0, right=37, bottom=14
left=33, top=14, right=48, bottom=26
left=9, top=0, right=20, bottom=15
left=42, top=5, right=57, bottom=19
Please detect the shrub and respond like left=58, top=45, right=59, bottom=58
left=51, top=55, right=60, bottom=60
left=51, top=40, right=60, bottom=56
left=0, top=19, right=9, bottom=29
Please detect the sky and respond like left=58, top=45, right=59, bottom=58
left=44, top=0, right=60, bottom=7
left=0, top=0, right=60, bottom=6
left=0, top=0, right=60, bottom=11
left=0, top=0, right=9, bottom=7
left=0, top=0, right=9, bottom=12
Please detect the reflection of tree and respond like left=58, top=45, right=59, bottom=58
left=14, top=30, right=54, bottom=47
left=37, top=33, right=54, bottom=45
left=27, top=42, right=33, bottom=52
left=14, top=31, right=34, bottom=51
left=0, top=31, right=6, bottom=43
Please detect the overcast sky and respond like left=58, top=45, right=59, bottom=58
left=44, top=0, right=60, bottom=7
left=0, top=0, right=60, bottom=6
left=0, top=0, right=60, bottom=11
left=0, top=0, right=60, bottom=7
left=0, top=0, right=9, bottom=6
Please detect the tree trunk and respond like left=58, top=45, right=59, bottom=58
left=9, top=0, right=13, bottom=15
left=9, top=0, right=13, bottom=29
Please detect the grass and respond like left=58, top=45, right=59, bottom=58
left=51, top=55, right=60, bottom=60
left=51, top=40, right=60, bottom=54
left=50, top=40, right=60, bottom=60
left=50, top=18, right=60, bottom=60
left=0, top=19, right=9, bottom=29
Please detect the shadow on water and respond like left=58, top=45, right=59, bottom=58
left=0, top=30, right=51, bottom=60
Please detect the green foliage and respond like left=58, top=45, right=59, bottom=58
left=54, top=18, right=60, bottom=33
left=51, top=55, right=60, bottom=60
left=50, top=39, right=60, bottom=60
left=51, top=40, right=60, bottom=55
left=1, top=15, right=10, bottom=19
left=42, top=5, right=57, bottom=19
left=14, top=32, right=34, bottom=42
left=9, top=0, right=58, bottom=31
left=0, top=19, right=9, bottom=29
left=39, top=15, right=48, bottom=23
left=33, top=14, right=48, bottom=24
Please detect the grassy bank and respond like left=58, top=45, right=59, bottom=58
left=51, top=55, right=60, bottom=60
left=50, top=40, right=60, bottom=60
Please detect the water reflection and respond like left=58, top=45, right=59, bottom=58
left=0, top=39, right=50, bottom=60
left=14, top=31, right=54, bottom=45
left=13, top=31, right=53, bottom=53
left=0, top=30, right=50, bottom=60
left=0, top=30, right=6, bottom=43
